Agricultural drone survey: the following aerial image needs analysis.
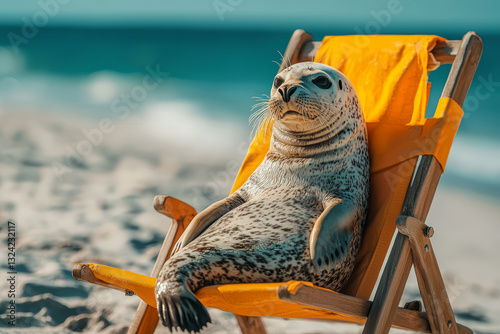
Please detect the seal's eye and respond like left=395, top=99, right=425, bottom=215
left=312, top=76, right=332, bottom=89
left=338, top=79, right=343, bottom=90
left=274, top=76, right=284, bottom=88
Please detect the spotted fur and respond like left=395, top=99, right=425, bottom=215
left=156, top=62, right=370, bottom=333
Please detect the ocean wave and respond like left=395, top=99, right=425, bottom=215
left=445, top=135, right=500, bottom=194
left=140, top=101, right=249, bottom=155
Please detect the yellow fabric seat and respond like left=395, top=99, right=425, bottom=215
left=197, top=282, right=363, bottom=321
left=79, top=263, right=364, bottom=323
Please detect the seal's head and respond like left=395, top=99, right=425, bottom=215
left=267, top=62, right=357, bottom=133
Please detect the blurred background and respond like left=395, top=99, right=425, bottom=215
left=0, top=1, right=499, bottom=333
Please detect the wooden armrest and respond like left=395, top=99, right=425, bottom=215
left=72, top=197, right=196, bottom=295
left=151, top=196, right=198, bottom=273
left=153, top=196, right=197, bottom=221
left=72, top=263, right=157, bottom=308
left=73, top=263, right=131, bottom=294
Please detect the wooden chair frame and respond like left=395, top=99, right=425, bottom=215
left=125, top=30, right=482, bottom=334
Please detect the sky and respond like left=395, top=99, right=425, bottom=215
left=1, top=0, right=499, bottom=33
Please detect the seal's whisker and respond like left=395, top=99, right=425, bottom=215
left=250, top=105, right=265, bottom=115
left=277, top=50, right=292, bottom=70
left=316, top=111, right=328, bottom=127
left=249, top=111, right=268, bottom=128
left=250, top=114, right=268, bottom=128
left=250, top=113, right=272, bottom=141
left=251, top=102, right=268, bottom=111
left=277, top=50, right=285, bottom=64
left=252, top=96, right=266, bottom=101
left=251, top=100, right=268, bottom=105
left=250, top=112, right=266, bottom=122
left=251, top=94, right=270, bottom=103
left=306, top=109, right=316, bottom=121
left=285, top=56, right=292, bottom=69
left=250, top=93, right=271, bottom=135
left=249, top=98, right=272, bottom=138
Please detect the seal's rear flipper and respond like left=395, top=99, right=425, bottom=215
left=157, top=286, right=211, bottom=333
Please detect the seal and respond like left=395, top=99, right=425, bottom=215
left=156, top=62, right=370, bottom=333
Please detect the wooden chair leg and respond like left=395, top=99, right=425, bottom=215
left=128, top=196, right=196, bottom=334
left=397, top=216, right=459, bottom=334
left=235, top=315, right=267, bottom=334
left=362, top=232, right=414, bottom=334
left=128, top=303, right=160, bottom=334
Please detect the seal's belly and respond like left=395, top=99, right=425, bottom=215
left=176, top=197, right=321, bottom=286
left=174, top=187, right=322, bottom=286
left=206, top=187, right=321, bottom=246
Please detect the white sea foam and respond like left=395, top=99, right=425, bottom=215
left=84, top=71, right=122, bottom=104
left=140, top=101, right=249, bottom=157
left=447, top=135, right=500, bottom=183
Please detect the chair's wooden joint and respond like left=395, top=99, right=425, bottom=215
left=397, top=215, right=459, bottom=333
left=277, top=285, right=291, bottom=299
left=423, top=226, right=434, bottom=238
left=396, top=215, right=434, bottom=239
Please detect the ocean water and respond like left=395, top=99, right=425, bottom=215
left=0, top=26, right=499, bottom=332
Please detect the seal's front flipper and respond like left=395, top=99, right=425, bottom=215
left=173, top=192, right=246, bottom=253
left=311, top=228, right=352, bottom=273
left=310, top=200, right=357, bottom=273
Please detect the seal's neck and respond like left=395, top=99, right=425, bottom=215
left=270, top=120, right=359, bottom=158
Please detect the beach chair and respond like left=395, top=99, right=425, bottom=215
left=73, top=30, right=483, bottom=334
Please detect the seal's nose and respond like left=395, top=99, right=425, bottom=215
left=279, top=86, right=298, bottom=103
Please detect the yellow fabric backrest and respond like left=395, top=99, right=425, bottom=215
left=230, top=35, right=463, bottom=300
